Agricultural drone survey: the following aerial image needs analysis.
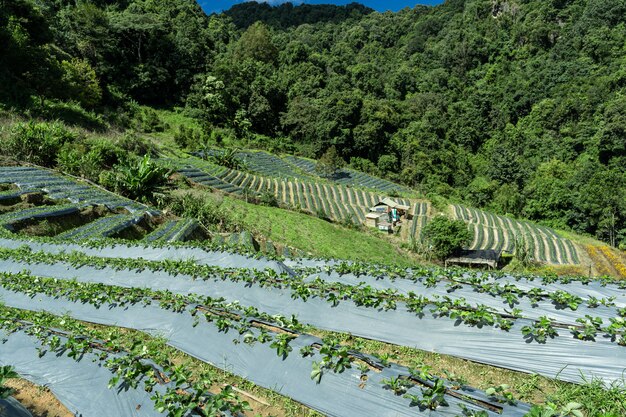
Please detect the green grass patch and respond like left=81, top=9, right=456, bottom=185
left=222, top=195, right=415, bottom=265
left=171, top=188, right=415, bottom=265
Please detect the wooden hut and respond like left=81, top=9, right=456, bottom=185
left=365, top=212, right=386, bottom=228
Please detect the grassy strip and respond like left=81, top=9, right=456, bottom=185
left=190, top=190, right=417, bottom=265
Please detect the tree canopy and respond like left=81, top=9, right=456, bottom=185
left=2, top=0, right=626, bottom=247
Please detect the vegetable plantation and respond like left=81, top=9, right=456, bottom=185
left=452, top=204, right=580, bottom=265
left=172, top=156, right=412, bottom=224
left=1, top=164, right=625, bottom=417
left=410, top=201, right=430, bottom=242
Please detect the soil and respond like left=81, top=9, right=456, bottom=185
left=4, top=378, right=74, bottom=417
left=0, top=193, right=58, bottom=213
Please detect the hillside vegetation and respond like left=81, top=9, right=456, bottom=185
left=2, top=0, right=625, bottom=252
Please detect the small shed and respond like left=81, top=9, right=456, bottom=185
left=445, top=249, right=502, bottom=269
left=365, top=212, right=386, bottom=228
left=370, top=197, right=411, bottom=219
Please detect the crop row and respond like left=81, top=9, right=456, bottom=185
left=410, top=202, right=429, bottom=241
left=173, top=157, right=412, bottom=224
left=0, top=166, right=151, bottom=214
left=0, top=204, right=82, bottom=231
left=0, top=305, right=252, bottom=417
left=452, top=205, right=580, bottom=265
left=143, top=218, right=199, bottom=243
left=237, top=150, right=309, bottom=179
left=3, top=247, right=623, bottom=346
left=299, top=259, right=626, bottom=293
left=1, top=272, right=530, bottom=416
left=57, top=213, right=144, bottom=240
left=283, top=155, right=410, bottom=194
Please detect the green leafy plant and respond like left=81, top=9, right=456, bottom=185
left=570, top=315, right=603, bottom=341
left=524, top=402, right=584, bottom=417
left=404, top=378, right=448, bottom=410
left=0, top=365, right=18, bottom=399
left=101, top=155, right=170, bottom=202
left=422, top=216, right=473, bottom=260
left=485, top=383, right=517, bottom=405
left=521, top=316, right=559, bottom=344
left=380, top=376, right=412, bottom=395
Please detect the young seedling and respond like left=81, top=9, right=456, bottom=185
left=380, top=376, right=412, bottom=395
left=0, top=365, right=18, bottom=399
left=521, top=316, right=559, bottom=344
left=485, top=383, right=517, bottom=405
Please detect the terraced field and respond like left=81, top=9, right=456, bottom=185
left=200, top=149, right=411, bottom=195
left=284, top=154, right=411, bottom=194
left=173, top=157, right=412, bottom=224
left=452, top=204, right=580, bottom=265
left=410, top=201, right=430, bottom=242
left=2, top=165, right=626, bottom=417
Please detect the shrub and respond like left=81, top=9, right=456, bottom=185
left=315, top=146, right=344, bottom=178
left=163, top=191, right=239, bottom=233
left=115, top=132, right=157, bottom=157
left=3, top=121, right=76, bottom=166
left=423, top=215, right=473, bottom=260
left=100, top=155, right=170, bottom=202
left=258, top=190, right=278, bottom=207
left=174, top=125, right=205, bottom=149
left=134, top=108, right=168, bottom=133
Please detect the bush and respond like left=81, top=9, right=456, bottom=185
left=315, top=146, right=345, bottom=178
left=100, top=155, right=170, bottom=202
left=423, top=215, right=473, bottom=260
left=134, top=108, right=168, bottom=133
left=174, top=125, right=205, bottom=149
left=115, top=132, right=158, bottom=157
left=3, top=121, right=76, bottom=166
left=57, top=139, right=124, bottom=182
left=163, top=191, right=239, bottom=233
left=258, top=190, right=278, bottom=207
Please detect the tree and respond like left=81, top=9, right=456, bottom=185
left=233, top=22, right=278, bottom=65
left=423, top=216, right=473, bottom=260
left=61, top=58, right=102, bottom=108
left=315, top=146, right=345, bottom=178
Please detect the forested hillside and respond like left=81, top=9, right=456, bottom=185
left=1, top=0, right=625, bottom=249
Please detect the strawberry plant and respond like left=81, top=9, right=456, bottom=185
left=485, top=383, right=517, bottom=405
left=569, top=315, right=603, bottom=341
left=380, top=376, right=412, bottom=395
left=403, top=378, right=448, bottom=410
left=549, top=291, right=582, bottom=311
left=521, top=316, right=559, bottom=344
left=457, top=404, right=489, bottom=416
left=269, top=333, right=296, bottom=359
left=0, top=365, right=18, bottom=399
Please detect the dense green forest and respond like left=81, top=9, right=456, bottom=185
left=1, top=0, right=625, bottom=248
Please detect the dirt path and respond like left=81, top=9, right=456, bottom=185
left=6, top=378, right=73, bottom=417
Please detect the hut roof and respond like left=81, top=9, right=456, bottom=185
left=377, top=197, right=410, bottom=211
left=446, top=249, right=501, bottom=269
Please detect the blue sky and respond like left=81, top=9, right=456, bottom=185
left=200, top=1, right=444, bottom=15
